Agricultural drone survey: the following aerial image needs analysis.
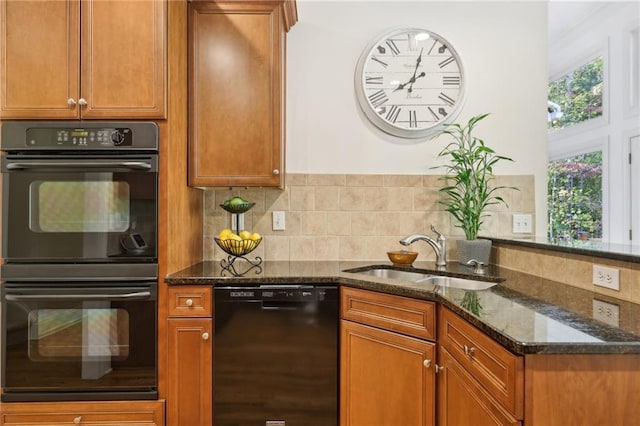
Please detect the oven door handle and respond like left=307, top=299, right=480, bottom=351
left=5, top=291, right=152, bottom=301
left=5, top=160, right=152, bottom=171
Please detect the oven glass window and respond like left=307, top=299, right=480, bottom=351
left=28, top=307, right=130, bottom=364
left=30, top=181, right=130, bottom=232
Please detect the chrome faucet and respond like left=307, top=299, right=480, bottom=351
left=399, top=225, right=447, bottom=267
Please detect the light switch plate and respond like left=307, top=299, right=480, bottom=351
left=272, top=211, right=285, bottom=231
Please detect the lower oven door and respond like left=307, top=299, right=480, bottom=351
left=1, top=281, right=157, bottom=402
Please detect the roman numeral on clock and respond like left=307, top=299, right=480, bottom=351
left=365, top=76, right=383, bottom=85
left=370, top=55, right=388, bottom=68
left=428, top=107, right=440, bottom=121
left=438, top=56, right=455, bottom=68
left=385, top=39, right=400, bottom=55
left=443, top=76, right=461, bottom=86
left=438, top=92, right=455, bottom=106
left=368, top=90, right=388, bottom=107
left=385, top=105, right=401, bottom=123
left=408, top=110, right=418, bottom=128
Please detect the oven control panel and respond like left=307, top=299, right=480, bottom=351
left=25, top=127, right=133, bottom=148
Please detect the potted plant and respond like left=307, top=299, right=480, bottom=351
left=433, top=113, right=517, bottom=264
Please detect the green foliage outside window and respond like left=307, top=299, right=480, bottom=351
left=547, top=152, right=603, bottom=241
left=548, top=57, right=603, bottom=129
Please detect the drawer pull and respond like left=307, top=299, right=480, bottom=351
left=202, top=332, right=210, bottom=340
left=423, top=359, right=432, bottom=368
left=73, top=416, right=82, bottom=424
left=464, top=345, right=476, bottom=356
left=185, top=298, right=194, bottom=307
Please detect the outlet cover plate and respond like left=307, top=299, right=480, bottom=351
left=272, top=211, right=285, bottom=231
left=592, top=264, right=620, bottom=291
left=592, top=299, right=620, bottom=327
left=512, top=214, right=532, bottom=233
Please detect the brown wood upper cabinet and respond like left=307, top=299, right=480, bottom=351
left=188, top=0, right=297, bottom=188
left=0, top=0, right=166, bottom=119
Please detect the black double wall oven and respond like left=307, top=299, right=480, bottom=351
left=0, top=121, right=159, bottom=402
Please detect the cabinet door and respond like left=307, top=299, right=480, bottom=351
left=166, top=318, right=213, bottom=426
left=188, top=1, right=284, bottom=187
left=0, top=400, right=164, bottom=425
left=81, top=0, right=166, bottom=119
left=438, top=347, right=520, bottom=426
left=0, top=0, right=80, bottom=119
left=341, top=320, right=435, bottom=426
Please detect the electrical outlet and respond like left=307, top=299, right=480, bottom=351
left=231, top=213, right=244, bottom=232
left=512, top=214, right=532, bottom=233
left=272, top=211, right=286, bottom=231
left=592, top=299, right=620, bottom=327
left=592, top=264, right=620, bottom=291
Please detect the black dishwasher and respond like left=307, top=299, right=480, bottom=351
left=214, top=284, right=339, bottom=426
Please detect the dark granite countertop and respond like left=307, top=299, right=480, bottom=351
left=166, top=260, right=640, bottom=355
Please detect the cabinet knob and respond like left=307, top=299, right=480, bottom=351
left=423, top=359, right=432, bottom=368
left=73, top=416, right=82, bottom=424
left=272, top=169, right=280, bottom=175
left=202, top=332, right=210, bottom=340
left=67, top=98, right=77, bottom=106
left=463, top=345, right=476, bottom=356
left=78, top=98, right=88, bottom=106
left=435, top=364, right=445, bottom=373
left=185, top=298, right=194, bottom=307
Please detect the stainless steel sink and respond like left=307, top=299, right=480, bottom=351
left=354, top=268, right=431, bottom=281
left=416, top=275, right=498, bottom=290
left=345, top=267, right=498, bottom=290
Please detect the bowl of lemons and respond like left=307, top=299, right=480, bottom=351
left=215, top=228, right=262, bottom=257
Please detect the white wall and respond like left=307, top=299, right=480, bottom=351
left=286, top=0, right=549, bottom=233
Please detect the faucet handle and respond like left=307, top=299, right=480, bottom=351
left=431, top=225, right=445, bottom=240
left=466, top=259, right=487, bottom=275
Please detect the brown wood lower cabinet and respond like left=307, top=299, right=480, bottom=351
left=438, top=347, right=520, bottom=426
left=0, top=400, right=164, bottom=425
left=166, top=286, right=213, bottom=426
left=340, top=287, right=436, bottom=426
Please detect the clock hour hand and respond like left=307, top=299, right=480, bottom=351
left=394, top=48, right=424, bottom=92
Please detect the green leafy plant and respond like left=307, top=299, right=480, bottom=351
left=433, top=113, right=517, bottom=240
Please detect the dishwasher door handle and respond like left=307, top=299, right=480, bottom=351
left=261, top=301, right=311, bottom=310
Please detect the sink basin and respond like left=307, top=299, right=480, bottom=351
left=354, top=268, right=430, bottom=282
left=416, top=275, right=498, bottom=291
left=345, top=267, right=498, bottom=290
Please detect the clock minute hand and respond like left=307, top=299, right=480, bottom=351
left=394, top=48, right=424, bottom=92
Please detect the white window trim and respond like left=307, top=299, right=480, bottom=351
left=623, top=20, right=640, bottom=118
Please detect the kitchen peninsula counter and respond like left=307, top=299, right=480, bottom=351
left=165, top=261, right=640, bottom=355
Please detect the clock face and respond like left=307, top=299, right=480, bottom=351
left=355, top=28, right=466, bottom=139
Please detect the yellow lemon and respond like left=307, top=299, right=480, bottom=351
left=239, top=230, right=252, bottom=240
left=228, top=233, right=242, bottom=241
left=218, top=228, right=233, bottom=240
left=250, top=232, right=261, bottom=241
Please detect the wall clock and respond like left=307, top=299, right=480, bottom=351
left=354, top=27, right=466, bottom=139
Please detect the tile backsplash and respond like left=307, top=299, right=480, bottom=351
left=203, top=173, right=535, bottom=262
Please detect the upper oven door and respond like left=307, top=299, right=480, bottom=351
left=1, top=155, right=158, bottom=263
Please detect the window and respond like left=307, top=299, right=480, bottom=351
left=547, top=151, right=603, bottom=241
left=548, top=57, right=603, bottom=130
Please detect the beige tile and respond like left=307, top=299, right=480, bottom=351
left=384, top=175, right=422, bottom=187
left=347, top=174, right=384, bottom=187
left=385, top=187, right=414, bottom=211
left=413, top=187, right=442, bottom=211
left=340, top=187, right=365, bottom=210
left=327, top=212, right=351, bottom=235
left=351, top=212, right=377, bottom=236
left=285, top=173, right=307, bottom=186
left=290, top=186, right=315, bottom=210
left=265, top=188, right=290, bottom=210
left=314, top=236, right=340, bottom=260
left=264, top=236, right=290, bottom=260
left=315, top=186, right=340, bottom=211
left=301, top=211, right=327, bottom=235
left=362, top=187, right=387, bottom=211
left=289, top=236, right=315, bottom=260
left=422, top=175, right=444, bottom=188
left=375, top=212, right=424, bottom=236
left=307, top=174, right=346, bottom=186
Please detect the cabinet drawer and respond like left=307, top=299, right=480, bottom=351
left=439, top=307, right=523, bottom=419
left=167, top=286, right=212, bottom=317
left=0, top=400, right=164, bottom=425
left=341, top=287, right=436, bottom=341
